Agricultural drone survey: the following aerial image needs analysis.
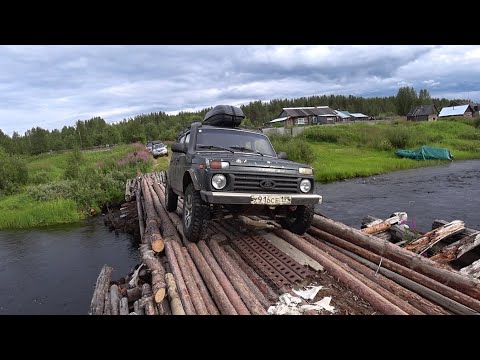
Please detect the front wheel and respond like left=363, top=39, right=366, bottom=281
left=279, top=205, right=314, bottom=234
left=183, top=183, right=210, bottom=243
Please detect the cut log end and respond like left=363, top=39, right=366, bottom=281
left=154, top=288, right=166, bottom=303
left=152, top=239, right=165, bottom=253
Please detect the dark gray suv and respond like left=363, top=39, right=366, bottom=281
left=165, top=105, right=322, bottom=243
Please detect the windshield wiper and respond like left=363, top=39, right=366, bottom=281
left=229, top=146, right=264, bottom=156
left=197, top=144, right=234, bottom=153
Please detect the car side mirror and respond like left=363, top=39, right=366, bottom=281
left=171, top=143, right=187, bottom=153
left=277, top=152, right=288, bottom=160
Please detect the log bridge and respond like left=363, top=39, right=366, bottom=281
left=90, top=171, right=480, bottom=315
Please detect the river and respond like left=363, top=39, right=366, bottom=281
left=0, top=216, right=140, bottom=315
left=1, top=160, right=479, bottom=314
left=313, top=159, right=480, bottom=233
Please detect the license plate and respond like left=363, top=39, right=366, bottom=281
left=250, top=194, right=292, bottom=205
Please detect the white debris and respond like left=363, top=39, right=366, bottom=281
left=129, top=263, right=145, bottom=288
left=268, top=293, right=335, bottom=315
left=292, top=285, right=324, bottom=300
left=300, top=297, right=335, bottom=313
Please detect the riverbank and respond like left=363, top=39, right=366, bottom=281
left=0, top=144, right=169, bottom=229
left=270, top=118, right=480, bottom=182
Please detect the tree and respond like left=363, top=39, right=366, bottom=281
left=418, top=89, right=431, bottom=104
left=396, top=86, right=418, bottom=116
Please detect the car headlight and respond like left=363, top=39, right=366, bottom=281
left=299, top=167, right=313, bottom=175
left=300, top=179, right=311, bottom=193
left=212, top=174, right=227, bottom=190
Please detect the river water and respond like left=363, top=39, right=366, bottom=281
left=0, top=216, right=140, bottom=315
left=313, top=159, right=480, bottom=233
left=0, top=160, right=479, bottom=314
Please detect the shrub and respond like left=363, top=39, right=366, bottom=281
left=0, top=148, right=28, bottom=195
left=270, top=135, right=315, bottom=164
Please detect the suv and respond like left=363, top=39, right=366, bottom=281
left=152, top=142, right=168, bottom=158
left=165, top=105, right=322, bottom=243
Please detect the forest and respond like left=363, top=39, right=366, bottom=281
left=0, top=87, right=464, bottom=156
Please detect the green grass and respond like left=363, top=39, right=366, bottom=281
left=0, top=194, right=83, bottom=229
left=304, top=119, right=480, bottom=182
left=0, top=143, right=154, bottom=229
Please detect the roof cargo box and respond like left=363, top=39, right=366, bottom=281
left=203, top=105, right=244, bottom=127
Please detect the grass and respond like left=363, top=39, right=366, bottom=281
left=0, top=194, right=83, bottom=229
left=287, top=119, right=480, bottom=182
left=0, top=143, right=155, bottom=229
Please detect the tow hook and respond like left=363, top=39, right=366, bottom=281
left=289, top=205, right=297, bottom=211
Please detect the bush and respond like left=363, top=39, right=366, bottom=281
left=27, top=180, right=75, bottom=201
left=385, top=127, right=412, bottom=149
left=29, top=170, right=52, bottom=185
left=474, top=117, right=480, bottom=128
left=64, top=148, right=85, bottom=180
left=0, top=147, right=28, bottom=195
left=270, top=135, right=314, bottom=164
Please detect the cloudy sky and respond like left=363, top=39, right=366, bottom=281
left=1, top=45, right=479, bottom=136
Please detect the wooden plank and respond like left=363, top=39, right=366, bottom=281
left=430, top=232, right=480, bottom=264
left=460, top=259, right=480, bottom=279
left=405, top=220, right=465, bottom=255
left=260, top=231, right=324, bottom=272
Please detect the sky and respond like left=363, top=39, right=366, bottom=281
left=1, top=45, right=479, bottom=136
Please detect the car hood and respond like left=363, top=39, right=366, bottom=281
left=201, top=153, right=310, bottom=171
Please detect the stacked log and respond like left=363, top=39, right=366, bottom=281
left=91, top=171, right=480, bottom=316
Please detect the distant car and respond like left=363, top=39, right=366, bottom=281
left=152, top=143, right=168, bottom=158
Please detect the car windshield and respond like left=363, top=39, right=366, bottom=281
left=196, top=128, right=276, bottom=156
left=154, top=143, right=165, bottom=148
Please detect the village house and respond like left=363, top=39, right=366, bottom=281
left=438, top=104, right=476, bottom=118
left=407, top=105, right=439, bottom=121
left=270, top=106, right=339, bottom=126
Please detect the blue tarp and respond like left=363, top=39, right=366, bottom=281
left=395, top=146, right=454, bottom=161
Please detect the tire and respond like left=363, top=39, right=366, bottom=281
left=279, top=205, right=314, bottom=235
left=183, top=183, right=210, bottom=243
left=165, top=180, right=178, bottom=212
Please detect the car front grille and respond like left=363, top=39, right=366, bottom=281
left=232, top=174, right=300, bottom=193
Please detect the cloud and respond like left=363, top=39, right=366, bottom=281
left=0, top=45, right=479, bottom=136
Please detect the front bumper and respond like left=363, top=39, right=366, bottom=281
left=200, top=191, right=322, bottom=205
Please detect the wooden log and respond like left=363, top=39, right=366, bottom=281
left=161, top=297, right=172, bottom=315
left=133, top=300, right=144, bottom=315
left=221, top=248, right=271, bottom=310
left=89, top=264, right=113, bottom=315
left=312, top=214, right=480, bottom=301
left=223, top=244, right=279, bottom=303
left=362, top=222, right=392, bottom=235
left=430, top=232, right=480, bottom=264
left=164, top=240, right=196, bottom=315
left=273, top=229, right=408, bottom=315
left=302, top=233, right=423, bottom=315
left=170, top=240, right=209, bottom=315
left=460, top=259, right=480, bottom=279
left=405, top=220, right=465, bottom=254
left=197, top=240, right=250, bottom=315
left=142, top=283, right=152, bottom=297
left=261, top=231, right=324, bottom=271
left=363, top=215, right=417, bottom=243
left=139, top=243, right=166, bottom=303
left=144, top=299, right=158, bottom=315
left=308, top=226, right=480, bottom=314
left=208, top=235, right=267, bottom=314
left=324, top=242, right=452, bottom=315
left=110, top=284, right=121, bottom=315
left=149, top=183, right=182, bottom=243
left=181, top=247, right=220, bottom=315
left=119, top=297, right=129, bottom=315
left=165, top=272, right=186, bottom=315
left=187, top=243, right=238, bottom=315
left=126, top=287, right=143, bottom=303
left=103, top=289, right=111, bottom=315
left=136, top=188, right=145, bottom=242
left=143, top=219, right=165, bottom=253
